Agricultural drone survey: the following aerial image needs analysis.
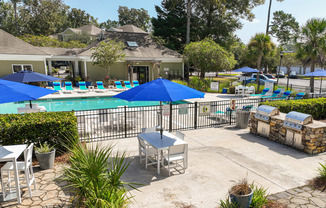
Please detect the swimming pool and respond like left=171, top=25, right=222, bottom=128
left=0, top=97, right=186, bottom=114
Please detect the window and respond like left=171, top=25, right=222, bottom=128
left=12, top=64, right=33, bottom=73
left=127, top=41, right=138, bottom=47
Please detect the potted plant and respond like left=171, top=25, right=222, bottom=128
left=35, top=142, right=55, bottom=170
left=229, top=179, right=253, bottom=208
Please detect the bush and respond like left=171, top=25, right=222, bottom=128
left=20, top=34, right=87, bottom=48
left=263, top=98, right=326, bottom=120
left=250, top=184, right=269, bottom=208
left=318, top=163, right=326, bottom=180
left=0, top=112, right=78, bottom=153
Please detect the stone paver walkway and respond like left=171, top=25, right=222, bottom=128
left=0, top=164, right=72, bottom=208
left=269, top=186, right=326, bottom=208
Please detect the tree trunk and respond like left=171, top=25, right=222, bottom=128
left=303, top=67, right=306, bottom=74
left=200, top=69, right=205, bottom=79
left=14, top=2, right=18, bottom=35
left=186, top=0, right=191, bottom=44
left=310, top=61, right=315, bottom=92
left=266, top=0, right=272, bottom=35
left=256, top=54, right=263, bottom=93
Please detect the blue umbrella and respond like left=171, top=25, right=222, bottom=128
left=0, top=79, right=57, bottom=107
left=303, top=70, right=326, bottom=93
left=0, top=70, right=61, bottom=83
left=233, top=67, right=259, bottom=86
left=114, top=78, right=205, bottom=138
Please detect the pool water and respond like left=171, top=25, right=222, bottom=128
left=0, top=97, right=186, bottom=114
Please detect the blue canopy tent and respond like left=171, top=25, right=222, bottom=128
left=114, top=78, right=205, bottom=138
left=303, top=70, right=326, bottom=93
left=233, top=67, right=259, bottom=86
left=0, top=79, right=57, bottom=107
left=0, top=70, right=61, bottom=83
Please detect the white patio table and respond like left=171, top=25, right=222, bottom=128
left=137, top=131, right=188, bottom=175
left=0, top=144, right=27, bottom=204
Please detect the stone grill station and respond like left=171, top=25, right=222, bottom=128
left=250, top=105, right=326, bottom=154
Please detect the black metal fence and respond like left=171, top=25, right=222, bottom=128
left=75, top=97, right=283, bottom=142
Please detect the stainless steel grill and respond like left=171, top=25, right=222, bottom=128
left=255, top=105, right=280, bottom=122
left=283, top=111, right=313, bottom=131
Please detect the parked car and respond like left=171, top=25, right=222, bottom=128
left=276, top=71, right=285, bottom=78
left=288, top=71, right=298, bottom=79
left=265, top=74, right=275, bottom=79
left=245, top=78, right=265, bottom=85
left=251, top=74, right=276, bottom=83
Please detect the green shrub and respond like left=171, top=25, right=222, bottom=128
left=219, top=82, right=231, bottom=93
left=20, top=34, right=87, bottom=48
left=263, top=98, right=326, bottom=120
left=0, top=112, right=78, bottom=153
left=250, top=184, right=269, bottom=208
left=318, top=163, right=326, bottom=180
left=35, top=142, right=54, bottom=153
left=63, top=139, right=135, bottom=207
left=219, top=198, right=238, bottom=208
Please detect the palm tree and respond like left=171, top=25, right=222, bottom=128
left=265, top=0, right=284, bottom=34
left=296, top=18, right=326, bottom=92
left=248, top=33, right=276, bottom=91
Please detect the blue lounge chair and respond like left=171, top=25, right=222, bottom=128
left=281, top=91, right=292, bottom=99
left=294, top=92, right=305, bottom=100
left=78, top=81, right=88, bottom=92
left=124, top=81, right=133, bottom=89
left=250, top=88, right=269, bottom=97
left=53, top=82, right=62, bottom=91
left=261, top=89, right=282, bottom=98
left=96, top=81, right=106, bottom=92
left=133, top=80, right=139, bottom=87
left=64, top=82, right=74, bottom=93
left=115, top=81, right=126, bottom=91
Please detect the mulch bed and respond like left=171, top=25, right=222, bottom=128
left=265, top=200, right=287, bottom=208
left=308, top=177, right=326, bottom=192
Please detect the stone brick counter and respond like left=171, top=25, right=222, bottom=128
left=249, top=111, right=326, bottom=154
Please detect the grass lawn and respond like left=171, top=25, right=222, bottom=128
left=218, top=73, right=239, bottom=76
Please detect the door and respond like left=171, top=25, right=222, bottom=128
left=133, top=66, right=149, bottom=84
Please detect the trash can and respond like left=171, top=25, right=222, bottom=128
left=235, top=109, right=250, bottom=129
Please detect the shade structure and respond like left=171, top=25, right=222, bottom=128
left=114, top=78, right=205, bottom=138
left=233, top=67, right=259, bottom=73
left=0, top=79, right=57, bottom=104
left=0, top=70, right=61, bottom=83
left=303, top=70, right=326, bottom=93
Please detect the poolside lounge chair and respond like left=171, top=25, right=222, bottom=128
left=78, top=81, right=88, bottom=93
left=280, top=91, right=292, bottom=100
left=133, top=80, right=139, bottom=87
left=250, top=88, right=269, bottom=97
left=53, top=82, right=62, bottom=92
left=124, top=81, right=133, bottom=89
left=95, top=81, right=106, bottom=92
left=114, top=81, right=126, bottom=91
left=64, top=82, right=74, bottom=93
left=294, top=92, right=305, bottom=100
left=261, top=89, right=282, bottom=99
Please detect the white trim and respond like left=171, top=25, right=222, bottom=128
left=79, top=56, right=183, bottom=62
left=0, top=54, right=46, bottom=61
left=84, top=61, right=87, bottom=78
left=12, top=64, right=33, bottom=73
left=43, top=59, right=48, bottom=75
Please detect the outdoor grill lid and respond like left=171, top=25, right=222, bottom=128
left=256, top=105, right=279, bottom=115
left=285, top=111, right=313, bottom=124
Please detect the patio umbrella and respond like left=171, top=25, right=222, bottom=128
left=113, top=78, right=205, bottom=138
left=233, top=67, right=259, bottom=86
left=303, top=70, right=326, bottom=93
left=0, top=70, right=61, bottom=83
left=0, top=79, right=57, bottom=107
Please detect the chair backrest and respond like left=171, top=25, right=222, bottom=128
left=283, top=91, right=292, bottom=96
left=133, top=80, right=139, bottom=86
left=271, top=89, right=281, bottom=97
left=169, top=144, right=186, bottom=156
left=65, top=81, right=72, bottom=86
left=79, top=81, right=87, bottom=90
left=65, top=82, right=73, bottom=90
left=295, top=92, right=305, bottom=99
left=124, top=81, right=131, bottom=85
left=176, top=131, right=185, bottom=140
left=142, top=127, right=156, bottom=133
left=53, top=82, right=62, bottom=90
left=24, top=143, right=34, bottom=165
left=96, top=81, right=103, bottom=86
left=261, top=88, right=269, bottom=95
left=137, top=137, right=146, bottom=149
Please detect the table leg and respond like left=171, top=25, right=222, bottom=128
left=157, top=149, right=160, bottom=175
left=185, top=144, right=188, bottom=169
left=13, top=159, right=21, bottom=204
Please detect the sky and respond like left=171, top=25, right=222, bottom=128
left=63, top=0, right=326, bottom=44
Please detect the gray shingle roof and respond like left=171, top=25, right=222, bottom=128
left=0, top=29, right=48, bottom=55
left=63, top=25, right=103, bottom=36
left=112, top=25, right=147, bottom=34
left=36, top=47, right=81, bottom=56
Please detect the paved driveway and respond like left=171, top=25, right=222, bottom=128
left=95, top=127, right=326, bottom=208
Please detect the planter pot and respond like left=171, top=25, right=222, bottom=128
left=35, top=149, right=55, bottom=170
left=230, top=188, right=253, bottom=208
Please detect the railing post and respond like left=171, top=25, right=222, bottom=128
left=169, top=103, right=172, bottom=132
left=124, top=106, right=127, bottom=137
left=194, top=102, right=198, bottom=129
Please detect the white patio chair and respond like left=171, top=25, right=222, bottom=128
left=1, top=143, right=36, bottom=200
left=246, top=86, right=255, bottom=95
left=162, top=144, right=186, bottom=176
left=141, top=127, right=156, bottom=133
left=137, top=137, right=158, bottom=169
left=176, top=131, right=185, bottom=140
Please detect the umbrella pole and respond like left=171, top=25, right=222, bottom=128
left=160, top=101, right=163, bottom=139
left=29, top=100, right=32, bottom=109
left=320, top=77, right=322, bottom=94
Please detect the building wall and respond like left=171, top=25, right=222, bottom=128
left=160, top=62, right=183, bottom=79
left=0, top=60, right=45, bottom=76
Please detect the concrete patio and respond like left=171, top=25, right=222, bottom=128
left=94, top=127, right=326, bottom=208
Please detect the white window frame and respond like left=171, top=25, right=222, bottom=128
left=12, top=64, right=33, bottom=73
